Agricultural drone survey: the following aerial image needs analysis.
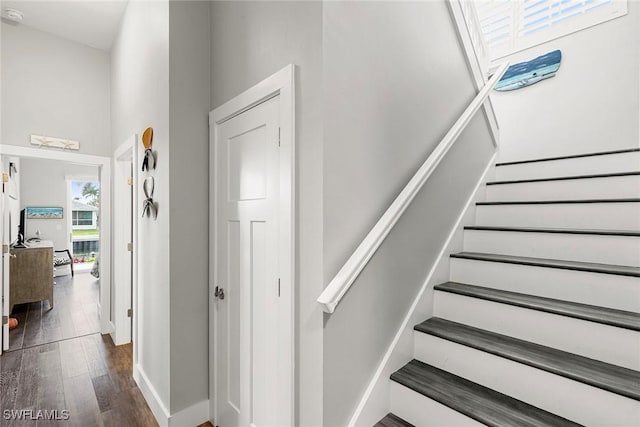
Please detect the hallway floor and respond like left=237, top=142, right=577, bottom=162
left=9, top=272, right=101, bottom=352
left=0, top=333, right=157, bottom=426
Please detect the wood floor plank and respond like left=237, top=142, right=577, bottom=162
left=36, top=348, right=66, bottom=427
left=59, top=338, right=89, bottom=379
left=63, top=373, right=104, bottom=427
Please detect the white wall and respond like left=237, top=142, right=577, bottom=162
left=0, top=22, right=111, bottom=157
left=168, top=0, right=210, bottom=414
left=493, top=3, right=640, bottom=162
left=210, top=2, right=324, bottom=425
left=110, top=0, right=172, bottom=414
left=112, top=0, right=211, bottom=420
left=20, top=158, right=98, bottom=250
left=322, top=2, right=495, bottom=425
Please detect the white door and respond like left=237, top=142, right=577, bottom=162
left=213, top=95, right=284, bottom=427
left=1, top=157, right=10, bottom=352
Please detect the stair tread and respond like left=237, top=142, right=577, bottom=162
left=495, top=148, right=640, bottom=166
left=451, top=251, right=640, bottom=277
left=391, top=360, right=582, bottom=427
left=465, top=226, right=640, bottom=237
left=415, top=317, right=640, bottom=400
left=374, top=413, right=415, bottom=427
left=486, top=171, right=640, bottom=186
left=435, top=281, right=640, bottom=331
left=477, top=198, right=640, bottom=205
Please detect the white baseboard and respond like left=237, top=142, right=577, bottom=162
left=133, top=364, right=210, bottom=427
left=99, top=304, right=113, bottom=335
left=134, top=364, right=171, bottom=427
left=169, top=399, right=210, bottom=427
left=348, top=152, right=497, bottom=427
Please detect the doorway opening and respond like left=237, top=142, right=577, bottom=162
left=0, top=145, right=111, bottom=356
left=70, top=179, right=101, bottom=274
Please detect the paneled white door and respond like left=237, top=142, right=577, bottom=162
left=213, top=95, right=282, bottom=427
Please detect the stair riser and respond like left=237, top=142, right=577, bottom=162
left=495, top=151, right=640, bottom=181
left=414, top=333, right=640, bottom=426
left=486, top=175, right=640, bottom=202
left=434, top=291, right=640, bottom=370
left=450, top=258, right=640, bottom=312
left=475, top=203, right=640, bottom=230
left=463, top=230, right=640, bottom=267
left=389, top=382, right=483, bottom=427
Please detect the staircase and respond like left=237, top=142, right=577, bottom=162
left=376, top=148, right=640, bottom=427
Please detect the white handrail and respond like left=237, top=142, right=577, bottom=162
left=317, top=61, right=510, bottom=314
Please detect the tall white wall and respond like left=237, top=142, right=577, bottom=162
left=210, top=2, right=324, bottom=425
left=493, top=3, right=640, bottom=162
left=110, top=0, right=172, bottom=413
left=20, top=158, right=98, bottom=251
left=168, top=0, right=210, bottom=414
left=111, top=0, right=211, bottom=420
left=322, top=2, right=495, bottom=426
left=0, top=23, right=111, bottom=157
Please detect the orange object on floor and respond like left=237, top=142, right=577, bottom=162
left=8, top=317, right=18, bottom=330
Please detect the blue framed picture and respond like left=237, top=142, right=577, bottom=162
left=26, top=207, right=63, bottom=219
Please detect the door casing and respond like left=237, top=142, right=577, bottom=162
left=209, top=64, right=296, bottom=426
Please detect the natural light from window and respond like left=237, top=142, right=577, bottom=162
left=474, top=0, right=628, bottom=59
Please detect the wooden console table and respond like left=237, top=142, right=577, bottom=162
left=9, top=240, right=54, bottom=312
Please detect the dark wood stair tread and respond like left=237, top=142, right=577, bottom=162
left=415, top=318, right=640, bottom=400
left=435, top=281, right=640, bottom=331
left=374, top=413, right=414, bottom=427
left=391, top=360, right=582, bottom=427
left=465, top=226, right=640, bottom=237
left=477, top=198, right=640, bottom=205
left=486, top=171, right=640, bottom=186
left=451, top=251, right=640, bottom=278
left=495, top=148, right=640, bottom=166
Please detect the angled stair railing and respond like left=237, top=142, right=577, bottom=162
left=317, top=62, right=510, bottom=314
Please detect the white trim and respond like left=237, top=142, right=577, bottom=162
left=348, top=153, right=497, bottom=427
left=168, top=400, right=210, bottom=427
left=317, top=62, right=508, bottom=314
left=0, top=144, right=112, bottom=334
left=112, top=134, right=137, bottom=346
left=447, top=0, right=501, bottom=148
left=209, top=64, right=296, bottom=426
left=134, top=364, right=171, bottom=427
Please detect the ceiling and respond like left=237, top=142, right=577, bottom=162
left=1, top=1, right=129, bottom=51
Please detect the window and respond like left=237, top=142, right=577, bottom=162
left=475, top=0, right=627, bottom=59
left=73, top=211, right=93, bottom=226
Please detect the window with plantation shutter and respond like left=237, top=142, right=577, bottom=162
left=475, top=0, right=627, bottom=59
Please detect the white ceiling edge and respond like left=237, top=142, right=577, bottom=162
left=1, top=1, right=129, bottom=51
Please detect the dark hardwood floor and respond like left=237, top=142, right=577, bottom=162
left=1, top=333, right=157, bottom=426
left=2, top=271, right=158, bottom=426
left=9, top=272, right=101, bottom=352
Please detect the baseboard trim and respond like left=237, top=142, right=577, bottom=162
left=133, top=364, right=171, bottom=427
left=169, top=399, right=210, bottom=427
left=347, top=152, right=498, bottom=427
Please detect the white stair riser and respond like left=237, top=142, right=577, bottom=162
left=495, top=152, right=640, bottom=181
left=463, top=230, right=640, bottom=267
left=450, top=258, right=640, bottom=312
left=389, top=382, right=483, bottom=427
left=486, top=175, right=640, bottom=202
left=414, top=333, right=640, bottom=427
left=475, top=203, right=640, bottom=230
left=434, top=292, right=640, bottom=370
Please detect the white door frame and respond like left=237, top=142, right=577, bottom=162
left=209, top=64, right=296, bottom=425
left=113, top=135, right=138, bottom=346
left=0, top=144, right=112, bottom=334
